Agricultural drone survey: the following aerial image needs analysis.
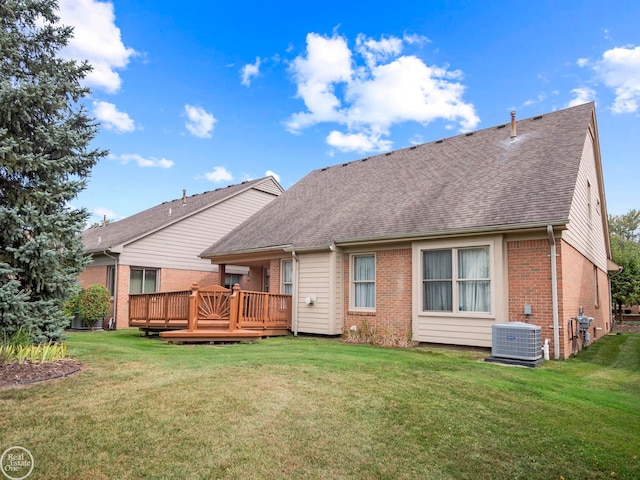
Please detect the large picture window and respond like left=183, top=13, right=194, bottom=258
left=352, top=254, right=375, bottom=310
left=422, top=247, right=490, bottom=313
left=129, top=268, right=158, bottom=294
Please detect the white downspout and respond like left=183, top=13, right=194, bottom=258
left=103, top=250, right=118, bottom=330
left=547, top=226, right=560, bottom=359
left=292, top=250, right=299, bottom=336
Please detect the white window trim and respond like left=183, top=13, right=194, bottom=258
left=349, top=253, right=376, bottom=312
left=413, top=237, right=497, bottom=319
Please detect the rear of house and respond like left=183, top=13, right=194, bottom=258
left=201, top=103, right=613, bottom=359
left=79, top=177, right=283, bottom=329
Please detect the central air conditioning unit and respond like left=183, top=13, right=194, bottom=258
left=491, top=322, right=542, bottom=361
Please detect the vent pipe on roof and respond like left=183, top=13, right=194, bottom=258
left=182, top=189, right=187, bottom=206
left=510, top=111, right=517, bottom=138
left=102, top=215, right=107, bottom=227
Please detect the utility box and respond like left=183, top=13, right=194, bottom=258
left=576, top=313, right=593, bottom=332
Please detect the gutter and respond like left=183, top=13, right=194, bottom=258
left=335, top=220, right=570, bottom=247
left=547, top=226, right=560, bottom=360
left=103, top=250, right=119, bottom=330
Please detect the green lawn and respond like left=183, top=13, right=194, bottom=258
left=1, top=330, right=639, bottom=479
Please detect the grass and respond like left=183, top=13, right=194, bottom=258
left=1, top=330, right=639, bottom=479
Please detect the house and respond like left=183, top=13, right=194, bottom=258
left=79, top=176, right=283, bottom=329
left=200, top=103, right=614, bottom=359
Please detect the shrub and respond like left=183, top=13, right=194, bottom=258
left=78, top=285, right=110, bottom=328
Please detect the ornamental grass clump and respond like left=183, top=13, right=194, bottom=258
left=0, top=327, right=67, bottom=366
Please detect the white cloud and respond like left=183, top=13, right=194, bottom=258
left=567, top=87, right=596, bottom=107
left=327, top=130, right=393, bottom=153
left=356, top=33, right=403, bottom=69
left=116, top=153, right=174, bottom=168
left=204, top=166, right=233, bottom=183
left=285, top=32, right=479, bottom=153
left=184, top=105, right=217, bottom=138
left=241, top=57, right=262, bottom=86
left=592, top=45, right=640, bottom=113
left=93, top=100, right=135, bottom=133
left=265, top=170, right=281, bottom=182
left=93, top=206, right=118, bottom=221
left=403, top=33, right=430, bottom=46
left=576, top=58, right=589, bottom=68
left=58, top=0, right=136, bottom=93
left=523, top=93, right=546, bottom=107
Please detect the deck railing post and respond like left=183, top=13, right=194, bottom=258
left=262, top=294, right=269, bottom=329
left=188, top=284, right=199, bottom=332
left=229, top=284, right=241, bottom=331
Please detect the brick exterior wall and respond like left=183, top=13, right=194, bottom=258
left=270, top=259, right=282, bottom=294
left=560, top=240, right=611, bottom=356
left=507, top=238, right=611, bottom=359
left=507, top=239, right=558, bottom=354
left=161, top=269, right=219, bottom=291
left=244, top=266, right=266, bottom=292
left=343, top=248, right=412, bottom=339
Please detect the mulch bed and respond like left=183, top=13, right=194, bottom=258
left=0, top=359, right=82, bottom=388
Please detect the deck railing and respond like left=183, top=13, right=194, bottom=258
left=129, top=290, right=191, bottom=329
left=129, top=284, right=292, bottom=332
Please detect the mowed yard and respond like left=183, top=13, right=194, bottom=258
left=1, top=330, right=639, bottom=479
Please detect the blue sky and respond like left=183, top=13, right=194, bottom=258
left=57, top=0, right=640, bottom=222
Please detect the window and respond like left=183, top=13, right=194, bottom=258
left=422, top=247, right=490, bottom=313
left=352, top=254, right=375, bottom=310
left=107, top=265, right=116, bottom=297
left=281, top=260, right=292, bottom=295
left=594, top=265, right=600, bottom=308
left=129, top=268, right=158, bottom=294
left=264, top=268, right=270, bottom=293
left=225, top=274, right=242, bottom=290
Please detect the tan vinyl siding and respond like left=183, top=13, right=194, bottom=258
left=413, top=317, right=495, bottom=347
left=254, top=178, right=283, bottom=196
left=120, top=189, right=276, bottom=269
left=297, top=252, right=333, bottom=334
left=563, top=130, right=608, bottom=271
left=330, top=250, right=344, bottom=334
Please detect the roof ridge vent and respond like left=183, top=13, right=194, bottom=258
left=465, top=132, right=474, bottom=137
left=385, top=152, right=392, bottom=156
left=533, top=115, right=543, bottom=120
left=435, top=139, right=444, bottom=144
left=410, top=145, right=417, bottom=150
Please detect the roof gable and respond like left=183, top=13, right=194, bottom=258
left=202, top=103, right=595, bottom=257
left=83, top=176, right=283, bottom=254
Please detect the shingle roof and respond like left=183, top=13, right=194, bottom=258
left=201, top=102, right=596, bottom=257
left=83, top=177, right=279, bottom=254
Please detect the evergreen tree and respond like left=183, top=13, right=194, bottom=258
left=0, top=0, right=106, bottom=341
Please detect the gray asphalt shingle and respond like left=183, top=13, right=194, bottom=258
left=201, top=102, right=595, bottom=257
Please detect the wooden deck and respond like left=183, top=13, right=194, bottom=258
left=129, top=284, right=291, bottom=343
